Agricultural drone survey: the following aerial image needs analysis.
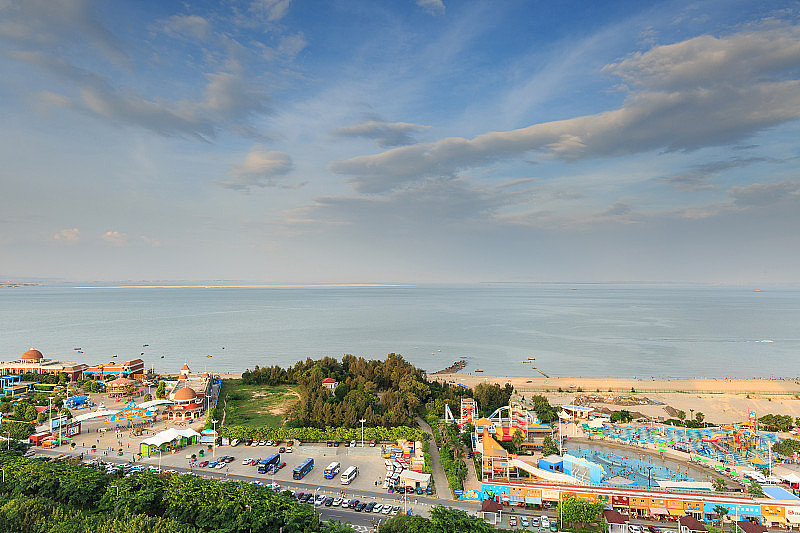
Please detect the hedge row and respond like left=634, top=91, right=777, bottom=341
left=219, top=425, right=427, bottom=443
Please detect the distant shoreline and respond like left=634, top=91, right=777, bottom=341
left=431, top=373, right=800, bottom=394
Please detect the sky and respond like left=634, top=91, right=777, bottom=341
left=1, top=0, right=799, bottom=284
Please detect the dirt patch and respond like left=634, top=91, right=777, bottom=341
left=268, top=391, right=301, bottom=416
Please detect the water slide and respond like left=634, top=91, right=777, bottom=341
left=507, top=459, right=580, bottom=484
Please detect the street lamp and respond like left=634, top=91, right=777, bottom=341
left=110, top=485, right=119, bottom=497
left=360, top=419, right=366, bottom=448
left=646, top=466, right=653, bottom=488
left=1, top=468, right=4, bottom=483
left=211, top=419, right=218, bottom=458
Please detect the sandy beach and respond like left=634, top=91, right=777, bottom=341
left=434, top=373, right=800, bottom=425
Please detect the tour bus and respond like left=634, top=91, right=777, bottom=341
left=258, top=452, right=281, bottom=473
left=340, top=465, right=358, bottom=485
left=293, top=458, right=314, bottom=480
left=323, top=461, right=341, bottom=479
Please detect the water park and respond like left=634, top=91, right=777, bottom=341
left=595, top=412, right=781, bottom=468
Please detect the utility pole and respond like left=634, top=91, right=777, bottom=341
left=360, top=419, right=366, bottom=447
left=212, top=419, right=218, bottom=457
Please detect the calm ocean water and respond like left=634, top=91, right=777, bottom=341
left=1, top=284, right=798, bottom=378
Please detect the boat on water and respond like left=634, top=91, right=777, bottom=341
left=521, top=360, right=530, bottom=363
left=475, top=369, right=484, bottom=372
left=160, top=355, right=165, bottom=359
left=527, top=357, right=536, bottom=360
left=111, top=354, right=117, bottom=357
left=73, top=347, right=82, bottom=351
left=206, top=355, right=213, bottom=358
left=142, top=344, right=149, bottom=347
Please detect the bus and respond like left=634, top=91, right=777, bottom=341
left=258, top=453, right=280, bottom=473
left=293, top=458, right=314, bottom=480
left=340, top=465, right=358, bottom=485
left=323, top=462, right=341, bottom=479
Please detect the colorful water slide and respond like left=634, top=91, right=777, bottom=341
left=507, top=459, right=580, bottom=484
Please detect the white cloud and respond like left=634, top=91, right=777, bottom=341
left=329, top=25, right=800, bottom=193
left=250, top=0, right=292, bottom=22
left=159, top=14, right=211, bottom=41
left=52, top=228, right=80, bottom=243
left=332, top=120, right=431, bottom=147
left=417, top=0, right=445, bottom=16
left=220, top=147, right=293, bottom=190
left=101, top=231, right=128, bottom=246
left=140, top=235, right=161, bottom=247
left=729, top=180, right=800, bottom=206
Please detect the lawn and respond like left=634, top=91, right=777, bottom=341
left=219, top=380, right=299, bottom=428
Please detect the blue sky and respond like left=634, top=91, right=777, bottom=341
left=1, top=0, right=799, bottom=283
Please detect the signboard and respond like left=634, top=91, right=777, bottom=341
left=704, top=502, right=761, bottom=517
left=541, top=489, right=560, bottom=501
left=51, top=416, right=68, bottom=429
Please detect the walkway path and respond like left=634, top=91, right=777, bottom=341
left=416, top=416, right=451, bottom=500
left=462, top=444, right=481, bottom=493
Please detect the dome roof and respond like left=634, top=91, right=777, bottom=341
left=21, top=349, right=43, bottom=361
left=173, top=387, right=197, bottom=401
left=180, top=363, right=190, bottom=371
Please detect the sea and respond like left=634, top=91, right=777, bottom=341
left=1, top=283, right=798, bottom=378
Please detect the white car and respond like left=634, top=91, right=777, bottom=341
left=373, top=504, right=383, bottom=513
left=341, top=499, right=351, bottom=508
left=382, top=505, right=392, bottom=515
left=268, top=482, right=281, bottom=491
left=285, top=446, right=293, bottom=453
left=332, top=498, right=342, bottom=507
left=214, top=462, right=226, bottom=469
left=258, top=440, right=266, bottom=446
left=350, top=440, right=357, bottom=447
left=242, top=458, right=252, bottom=465
left=541, top=516, right=550, bottom=528
left=314, top=494, right=326, bottom=506
left=521, top=516, right=529, bottom=527
left=629, top=526, right=642, bottom=533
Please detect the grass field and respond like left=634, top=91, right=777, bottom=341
left=220, top=380, right=299, bottom=428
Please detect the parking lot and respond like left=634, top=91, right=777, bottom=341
left=145, top=440, right=391, bottom=493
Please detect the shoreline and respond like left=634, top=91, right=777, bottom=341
left=432, top=373, right=800, bottom=394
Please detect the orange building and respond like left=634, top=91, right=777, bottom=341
left=0, top=349, right=87, bottom=380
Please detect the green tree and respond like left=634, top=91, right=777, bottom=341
left=542, top=435, right=559, bottom=456
left=695, top=412, right=705, bottom=424
left=677, top=410, right=686, bottom=422
left=155, top=381, right=166, bottom=399
left=713, top=505, right=729, bottom=526
left=773, top=438, right=800, bottom=457
left=747, top=482, right=765, bottom=497
left=36, top=411, right=47, bottom=424
left=512, top=429, right=525, bottom=452
left=557, top=494, right=602, bottom=526
left=713, top=478, right=727, bottom=492
left=24, top=405, right=37, bottom=421
left=143, top=393, right=152, bottom=402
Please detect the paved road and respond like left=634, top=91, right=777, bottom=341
left=415, top=416, right=451, bottom=499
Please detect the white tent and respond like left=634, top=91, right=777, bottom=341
left=72, top=410, right=120, bottom=423
left=782, top=473, right=800, bottom=484
left=141, top=427, right=201, bottom=447
left=137, top=399, right=173, bottom=409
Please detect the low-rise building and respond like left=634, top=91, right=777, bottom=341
left=0, top=349, right=87, bottom=380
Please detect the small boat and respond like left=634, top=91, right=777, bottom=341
left=206, top=355, right=213, bottom=358
left=475, top=369, right=484, bottom=372
left=112, top=354, right=117, bottom=357
left=528, top=357, right=536, bottom=360
left=142, top=344, right=149, bottom=347
left=77, top=351, right=83, bottom=354
left=140, top=352, right=144, bottom=355
left=160, top=355, right=165, bottom=359
left=74, top=347, right=82, bottom=351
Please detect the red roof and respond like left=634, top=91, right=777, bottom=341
left=735, top=522, right=766, bottom=533
left=322, top=378, right=337, bottom=383
left=679, top=516, right=708, bottom=532
left=481, top=499, right=503, bottom=513
left=603, top=510, right=630, bottom=525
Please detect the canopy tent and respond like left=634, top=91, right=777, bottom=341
left=781, top=473, right=800, bottom=484
left=71, top=410, right=120, bottom=423
left=137, top=399, right=174, bottom=409
left=141, top=428, right=201, bottom=447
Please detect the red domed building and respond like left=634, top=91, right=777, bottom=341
left=0, top=349, right=87, bottom=380
left=167, top=386, right=206, bottom=421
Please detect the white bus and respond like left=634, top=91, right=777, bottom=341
left=324, top=461, right=341, bottom=479
left=340, top=465, right=358, bottom=485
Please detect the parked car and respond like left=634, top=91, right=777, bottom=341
left=369, top=440, right=377, bottom=447
left=199, top=460, right=209, bottom=467
left=285, top=447, right=293, bottom=453
left=391, top=506, right=400, bottom=515
left=300, top=493, right=312, bottom=502
left=279, top=447, right=285, bottom=453
left=648, top=528, right=662, bottom=533
left=296, top=492, right=305, bottom=500
left=550, top=524, right=558, bottom=532
left=314, top=494, right=326, bottom=506
left=276, top=461, right=286, bottom=470
left=355, top=502, right=366, bottom=512
left=341, top=499, right=351, bottom=508
left=349, top=499, right=360, bottom=509
left=214, top=462, right=226, bottom=469
left=509, top=516, right=517, bottom=527
left=343, top=441, right=350, bottom=447
left=287, top=440, right=294, bottom=446
left=350, top=440, right=357, bottom=447
left=541, top=516, right=550, bottom=529
left=365, top=502, right=376, bottom=512
left=324, top=497, right=334, bottom=507
left=382, top=505, right=392, bottom=515
left=373, top=504, right=383, bottom=513
left=628, top=526, right=642, bottom=533
left=327, top=441, right=333, bottom=447
left=332, top=498, right=342, bottom=507
left=521, top=516, right=529, bottom=527
left=416, top=487, right=424, bottom=495
left=425, top=487, right=433, bottom=495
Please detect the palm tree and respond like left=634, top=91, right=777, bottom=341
left=713, top=478, right=728, bottom=492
